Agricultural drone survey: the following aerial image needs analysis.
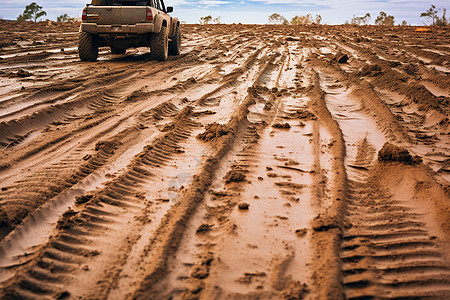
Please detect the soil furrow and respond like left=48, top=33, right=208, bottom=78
left=0, top=22, right=449, bottom=300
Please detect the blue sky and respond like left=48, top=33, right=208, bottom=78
left=0, top=0, right=448, bottom=25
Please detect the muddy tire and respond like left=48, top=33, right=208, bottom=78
left=78, top=32, right=98, bottom=62
left=168, top=25, right=181, bottom=56
left=110, top=47, right=126, bottom=55
left=151, top=26, right=169, bottom=61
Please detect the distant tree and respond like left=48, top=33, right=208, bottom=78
left=269, top=13, right=289, bottom=25
left=384, top=15, right=395, bottom=26
left=57, top=14, right=69, bottom=22
left=350, top=13, right=370, bottom=25
left=290, top=14, right=313, bottom=25
left=213, top=16, right=221, bottom=24
left=421, top=5, right=448, bottom=26
left=400, top=20, right=409, bottom=26
left=362, top=13, right=371, bottom=24
left=375, top=11, right=395, bottom=26
left=17, top=14, right=29, bottom=21
left=199, top=15, right=212, bottom=24
left=17, top=2, right=47, bottom=22
left=420, top=4, right=438, bottom=25
left=437, top=8, right=448, bottom=26
left=315, top=14, right=322, bottom=24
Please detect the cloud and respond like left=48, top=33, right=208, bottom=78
left=198, top=0, right=231, bottom=6
left=247, top=0, right=325, bottom=5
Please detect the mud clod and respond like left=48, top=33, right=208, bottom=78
left=55, top=291, right=71, bottom=299
left=16, top=69, right=32, bottom=77
left=272, top=122, right=291, bottom=129
left=360, top=64, right=382, bottom=77
left=225, top=170, right=246, bottom=183
left=196, top=224, right=212, bottom=234
left=295, top=229, right=307, bottom=237
left=197, top=122, right=231, bottom=141
left=191, top=265, right=209, bottom=279
left=281, top=281, right=309, bottom=300
left=378, top=142, right=422, bottom=165
left=94, top=140, right=118, bottom=152
left=75, top=194, right=93, bottom=205
left=238, top=202, right=250, bottom=210
left=312, top=214, right=340, bottom=232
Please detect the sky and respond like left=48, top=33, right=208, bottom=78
left=0, top=0, right=448, bottom=25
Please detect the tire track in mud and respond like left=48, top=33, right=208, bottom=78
left=0, top=106, right=197, bottom=299
left=0, top=38, right=267, bottom=240
left=342, top=173, right=450, bottom=299
left=0, top=28, right=276, bottom=298
left=0, top=23, right=449, bottom=299
left=131, top=42, right=288, bottom=299
left=305, top=48, right=450, bottom=299
left=149, top=48, right=317, bottom=299
left=0, top=99, right=184, bottom=263
left=306, top=37, right=449, bottom=184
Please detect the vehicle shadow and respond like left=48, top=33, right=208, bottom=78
left=106, top=51, right=154, bottom=62
left=100, top=48, right=184, bottom=63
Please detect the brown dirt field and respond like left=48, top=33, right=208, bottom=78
left=0, top=20, right=449, bottom=299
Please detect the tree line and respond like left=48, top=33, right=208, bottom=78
left=266, top=5, right=448, bottom=26
left=13, top=2, right=448, bottom=26
left=16, top=2, right=76, bottom=22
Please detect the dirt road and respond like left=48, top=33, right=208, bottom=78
left=0, top=20, right=449, bottom=299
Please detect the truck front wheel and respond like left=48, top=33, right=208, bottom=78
left=168, top=25, right=181, bottom=55
left=151, top=26, right=169, bottom=61
left=78, top=32, right=99, bottom=62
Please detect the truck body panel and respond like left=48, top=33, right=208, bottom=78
left=81, top=23, right=155, bottom=34
left=85, top=6, right=148, bottom=25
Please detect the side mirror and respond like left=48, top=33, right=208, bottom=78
left=166, top=6, right=173, bottom=13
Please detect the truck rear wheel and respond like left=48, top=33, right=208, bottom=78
left=168, top=25, right=181, bottom=56
left=78, top=32, right=99, bottom=62
left=151, top=26, right=169, bottom=61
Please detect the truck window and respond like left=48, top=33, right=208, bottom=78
left=154, top=0, right=161, bottom=10
left=160, top=0, right=166, bottom=11
left=153, top=0, right=165, bottom=11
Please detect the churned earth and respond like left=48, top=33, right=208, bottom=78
left=0, top=20, right=449, bottom=299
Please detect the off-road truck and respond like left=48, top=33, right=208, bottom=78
left=78, top=0, right=180, bottom=61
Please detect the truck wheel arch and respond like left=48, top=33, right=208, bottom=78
left=170, top=20, right=179, bottom=37
left=153, top=15, right=168, bottom=33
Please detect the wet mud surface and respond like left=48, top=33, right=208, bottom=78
left=0, top=20, right=449, bottom=299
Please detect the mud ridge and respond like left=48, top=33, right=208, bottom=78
left=0, top=106, right=197, bottom=299
left=306, top=69, right=347, bottom=298
left=133, top=85, right=257, bottom=299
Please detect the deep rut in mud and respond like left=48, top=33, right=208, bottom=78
left=0, top=21, right=449, bottom=299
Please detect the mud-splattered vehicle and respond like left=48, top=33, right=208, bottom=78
left=78, top=0, right=180, bottom=61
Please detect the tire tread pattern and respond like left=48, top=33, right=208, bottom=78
left=78, top=32, right=98, bottom=62
left=168, top=25, right=181, bottom=56
left=151, top=26, right=169, bottom=61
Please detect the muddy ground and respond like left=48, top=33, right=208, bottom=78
left=0, top=20, right=449, bottom=299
